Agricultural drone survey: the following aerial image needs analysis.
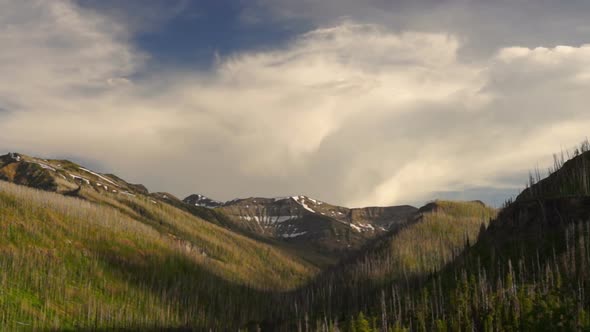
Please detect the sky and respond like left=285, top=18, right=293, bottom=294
left=1, top=0, right=590, bottom=207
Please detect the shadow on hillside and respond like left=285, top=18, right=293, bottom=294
left=282, top=197, right=590, bottom=323
left=470, top=196, right=590, bottom=270
left=429, top=195, right=590, bottom=292
left=93, top=242, right=286, bottom=331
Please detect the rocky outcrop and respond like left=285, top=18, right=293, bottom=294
left=184, top=194, right=223, bottom=208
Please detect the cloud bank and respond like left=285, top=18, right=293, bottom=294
left=1, top=0, right=589, bottom=207
left=250, top=0, right=590, bottom=58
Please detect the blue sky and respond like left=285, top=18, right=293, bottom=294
left=77, top=0, right=590, bottom=65
left=1, top=1, right=590, bottom=207
left=78, top=0, right=304, bottom=68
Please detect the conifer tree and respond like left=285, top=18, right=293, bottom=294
left=356, top=312, right=371, bottom=332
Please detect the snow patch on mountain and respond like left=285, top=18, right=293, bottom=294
left=239, top=215, right=299, bottom=224
left=350, top=223, right=376, bottom=233
left=350, top=224, right=362, bottom=232
left=78, top=167, right=119, bottom=187
left=69, top=174, right=90, bottom=185
left=280, top=231, right=307, bottom=238
left=34, top=162, right=56, bottom=172
left=291, top=195, right=315, bottom=213
left=9, top=153, right=21, bottom=162
left=95, top=182, right=108, bottom=191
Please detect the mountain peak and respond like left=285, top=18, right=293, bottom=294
left=290, top=195, right=323, bottom=213
left=184, top=193, right=223, bottom=208
left=0, top=152, right=24, bottom=163
left=8, top=152, right=21, bottom=162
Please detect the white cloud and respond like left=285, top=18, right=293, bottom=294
left=1, top=1, right=590, bottom=207
left=251, top=0, right=590, bottom=56
left=171, top=24, right=487, bottom=174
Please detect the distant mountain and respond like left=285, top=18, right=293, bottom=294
left=184, top=194, right=223, bottom=208
left=0, top=152, right=418, bottom=245
left=182, top=194, right=418, bottom=253
left=0, top=152, right=417, bottom=265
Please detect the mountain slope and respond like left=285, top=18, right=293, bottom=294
left=277, top=142, right=590, bottom=331
left=14, top=147, right=588, bottom=331
left=518, top=141, right=590, bottom=201
left=0, top=152, right=418, bottom=267
left=273, top=200, right=496, bottom=329
left=0, top=152, right=149, bottom=197
left=0, top=154, right=318, bottom=330
left=184, top=193, right=223, bottom=208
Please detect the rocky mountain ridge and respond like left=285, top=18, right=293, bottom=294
left=182, top=193, right=418, bottom=251
left=0, top=152, right=144, bottom=197
left=0, top=152, right=417, bottom=257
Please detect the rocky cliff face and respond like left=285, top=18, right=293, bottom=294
left=182, top=194, right=418, bottom=252
left=184, top=194, right=223, bottom=208
left=216, top=195, right=418, bottom=236
left=218, top=197, right=310, bottom=236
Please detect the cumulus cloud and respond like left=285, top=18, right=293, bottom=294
left=251, top=0, right=590, bottom=58
left=1, top=1, right=590, bottom=207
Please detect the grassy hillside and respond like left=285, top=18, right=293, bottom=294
left=283, top=145, right=590, bottom=331
left=518, top=139, right=590, bottom=201
left=341, top=200, right=496, bottom=286
left=0, top=153, right=357, bottom=270
left=373, top=200, right=495, bottom=281
left=0, top=180, right=314, bottom=330
left=12, top=144, right=590, bottom=331
left=273, top=200, right=496, bottom=330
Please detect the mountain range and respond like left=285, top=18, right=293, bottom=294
left=186, top=194, right=417, bottom=254
left=2, top=142, right=590, bottom=330
left=0, top=152, right=418, bottom=266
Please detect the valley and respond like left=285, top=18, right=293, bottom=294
left=2, top=143, right=590, bottom=330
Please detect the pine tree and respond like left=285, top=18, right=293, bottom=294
left=356, top=312, right=371, bottom=332
left=347, top=316, right=357, bottom=332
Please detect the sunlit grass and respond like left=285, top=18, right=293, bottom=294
left=0, top=180, right=314, bottom=329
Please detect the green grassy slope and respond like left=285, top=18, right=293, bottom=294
left=370, top=200, right=496, bottom=282
left=0, top=153, right=351, bottom=270
left=287, top=144, right=590, bottom=332
left=273, top=200, right=496, bottom=330
left=12, top=147, right=577, bottom=331
left=0, top=180, right=314, bottom=330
